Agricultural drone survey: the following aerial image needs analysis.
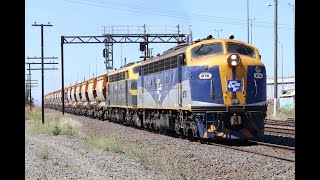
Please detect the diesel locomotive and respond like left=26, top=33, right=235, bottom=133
left=45, top=35, right=267, bottom=140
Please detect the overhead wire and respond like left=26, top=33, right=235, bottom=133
left=62, top=0, right=293, bottom=30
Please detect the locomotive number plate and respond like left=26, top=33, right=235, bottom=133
left=199, top=72, right=212, bottom=79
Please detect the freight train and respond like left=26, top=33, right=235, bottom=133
left=45, top=35, right=267, bottom=140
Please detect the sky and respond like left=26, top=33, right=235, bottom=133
left=25, top=0, right=295, bottom=105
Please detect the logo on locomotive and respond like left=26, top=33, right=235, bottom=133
left=227, top=80, right=242, bottom=92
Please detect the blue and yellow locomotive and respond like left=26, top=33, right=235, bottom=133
left=136, top=35, right=266, bottom=140
left=45, top=35, right=267, bottom=140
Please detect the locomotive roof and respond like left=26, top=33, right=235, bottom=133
left=139, top=38, right=255, bottom=66
left=108, top=61, right=142, bottom=76
left=139, top=43, right=189, bottom=66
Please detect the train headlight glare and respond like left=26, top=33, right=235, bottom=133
left=231, top=54, right=237, bottom=60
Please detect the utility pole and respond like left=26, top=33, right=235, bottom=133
left=25, top=78, right=38, bottom=107
left=31, top=22, right=54, bottom=124
left=177, top=24, right=180, bottom=43
left=61, top=36, right=65, bottom=115
left=120, top=43, right=122, bottom=66
left=247, top=0, right=250, bottom=43
left=288, top=2, right=295, bottom=75
left=214, top=29, right=222, bottom=38
left=26, top=60, right=58, bottom=123
left=25, top=79, right=38, bottom=109
left=28, top=64, right=31, bottom=110
left=25, top=73, right=38, bottom=110
left=274, top=0, right=278, bottom=116
left=281, top=42, right=284, bottom=92
left=249, top=18, right=255, bottom=44
left=144, top=24, right=147, bottom=61
left=189, top=25, right=193, bottom=45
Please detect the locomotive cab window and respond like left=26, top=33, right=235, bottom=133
left=191, top=43, right=223, bottom=58
left=133, top=66, right=140, bottom=74
left=227, top=43, right=256, bottom=58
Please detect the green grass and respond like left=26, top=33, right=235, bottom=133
left=25, top=107, right=79, bottom=136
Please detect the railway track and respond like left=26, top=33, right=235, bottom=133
left=264, top=126, right=295, bottom=135
left=48, top=109, right=295, bottom=162
left=265, top=119, right=295, bottom=127
left=206, top=141, right=295, bottom=162
left=264, top=119, right=295, bottom=136
left=100, top=120, right=296, bottom=162
left=249, top=140, right=295, bottom=150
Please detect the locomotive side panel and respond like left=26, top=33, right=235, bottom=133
left=139, top=70, right=179, bottom=108
left=138, top=65, right=192, bottom=109
left=127, top=79, right=137, bottom=106
left=109, top=80, right=126, bottom=106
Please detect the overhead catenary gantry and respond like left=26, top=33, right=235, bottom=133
left=60, top=24, right=192, bottom=115
left=62, top=34, right=188, bottom=44
left=62, top=34, right=189, bottom=69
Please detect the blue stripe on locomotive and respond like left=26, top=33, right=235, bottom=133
left=246, top=66, right=266, bottom=104
left=137, top=65, right=224, bottom=106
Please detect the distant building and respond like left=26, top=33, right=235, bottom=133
left=266, top=76, right=295, bottom=99
left=266, top=76, right=295, bottom=109
left=279, top=89, right=295, bottom=110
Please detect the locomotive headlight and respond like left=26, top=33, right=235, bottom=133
left=228, top=54, right=241, bottom=67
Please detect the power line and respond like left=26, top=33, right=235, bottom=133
left=84, top=0, right=294, bottom=28
left=62, top=0, right=293, bottom=30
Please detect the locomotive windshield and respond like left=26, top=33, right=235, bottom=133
left=227, top=43, right=256, bottom=58
left=191, top=43, right=223, bottom=58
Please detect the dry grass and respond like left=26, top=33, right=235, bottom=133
left=83, top=135, right=192, bottom=179
left=26, top=107, right=190, bottom=179
left=267, top=107, right=295, bottom=120
left=25, top=106, right=42, bottom=121
left=38, top=146, right=50, bottom=160
left=25, top=107, right=80, bottom=136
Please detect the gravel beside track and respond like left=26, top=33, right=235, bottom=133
left=25, top=128, right=167, bottom=180
left=26, top=109, right=295, bottom=179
